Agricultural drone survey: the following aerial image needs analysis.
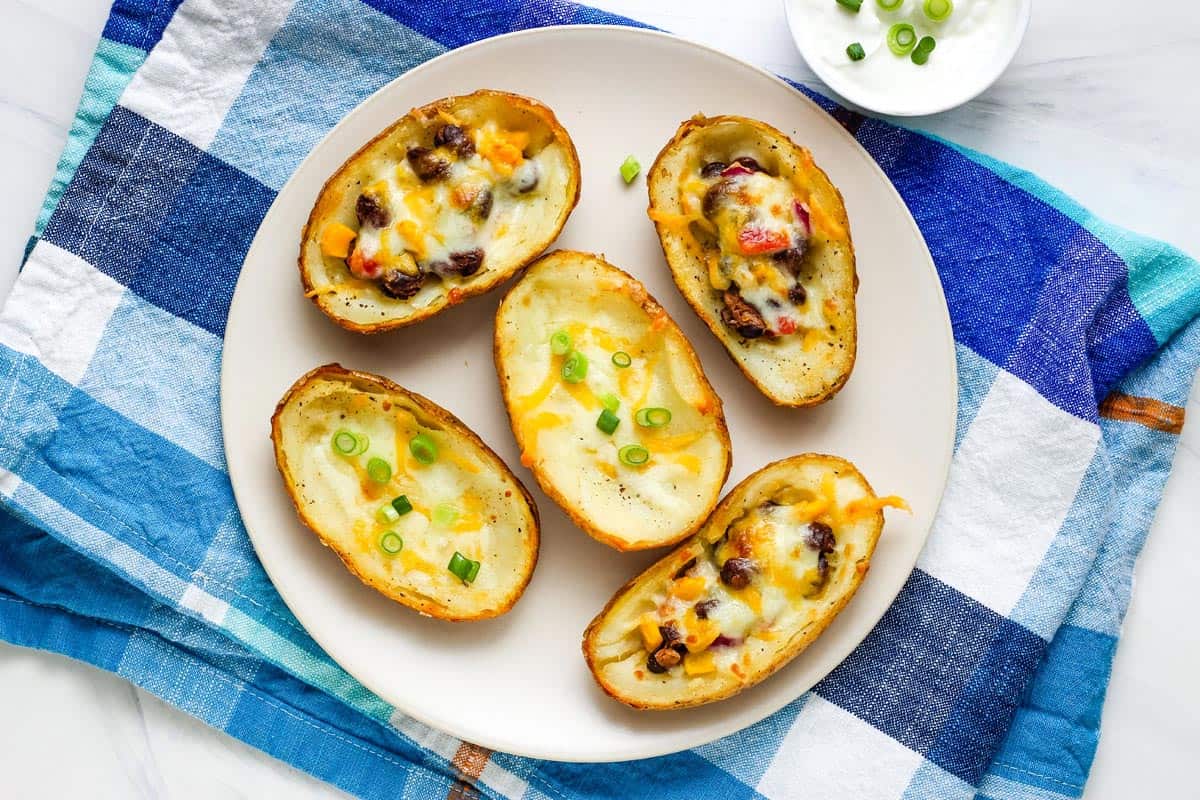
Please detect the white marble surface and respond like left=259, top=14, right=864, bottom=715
left=0, top=0, right=1196, bottom=797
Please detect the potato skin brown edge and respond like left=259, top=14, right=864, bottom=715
left=646, top=115, right=858, bottom=407
left=299, top=89, right=582, bottom=334
left=492, top=249, right=733, bottom=552
left=270, top=363, right=540, bottom=621
left=581, top=453, right=884, bottom=709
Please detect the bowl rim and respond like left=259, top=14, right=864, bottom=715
left=782, top=0, right=1034, bottom=117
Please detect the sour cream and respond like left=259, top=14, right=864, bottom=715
left=785, top=0, right=1030, bottom=116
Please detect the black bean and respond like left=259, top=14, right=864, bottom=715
left=805, top=521, right=836, bottom=553
left=406, top=146, right=450, bottom=182
left=511, top=161, right=539, bottom=193
left=772, top=245, right=807, bottom=275
left=694, top=599, right=719, bottom=619
left=652, top=647, right=682, bottom=670
left=672, top=557, right=698, bottom=580
left=720, top=557, right=756, bottom=589
left=433, top=124, right=474, bottom=157
left=734, top=156, right=763, bottom=172
left=646, top=652, right=668, bottom=674
left=702, top=179, right=736, bottom=218
left=659, top=623, right=681, bottom=644
left=720, top=291, right=768, bottom=339
left=788, top=284, right=808, bottom=306
left=355, top=192, right=389, bottom=228
left=469, top=188, right=493, bottom=222
left=379, top=269, right=423, bottom=300
left=449, top=248, right=484, bottom=277
left=700, top=161, right=728, bottom=178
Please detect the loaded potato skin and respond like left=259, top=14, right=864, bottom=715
left=494, top=250, right=732, bottom=551
left=300, top=90, right=581, bottom=333
left=271, top=364, right=539, bottom=621
left=582, top=454, right=906, bottom=709
left=647, top=115, right=857, bottom=407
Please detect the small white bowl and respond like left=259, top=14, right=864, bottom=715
left=783, top=0, right=1032, bottom=117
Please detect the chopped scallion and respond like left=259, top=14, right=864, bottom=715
left=391, top=495, right=413, bottom=516
left=379, top=532, right=403, bottom=555
left=332, top=430, right=358, bottom=455
left=366, top=457, right=392, bottom=484
left=635, top=407, right=672, bottom=428
left=433, top=503, right=459, bottom=527
left=618, top=444, right=651, bottom=467
left=611, top=351, right=632, bottom=368
left=619, top=155, right=641, bottom=184
left=409, top=433, right=438, bottom=464
left=550, top=329, right=572, bottom=356
left=836, top=0, right=863, bottom=11
left=351, top=434, right=370, bottom=456
left=876, top=0, right=903, bottom=9
left=596, top=408, right=620, bottom=435
left=922, top=0, right=953, bottom=21
left=448, top=551, right=480, bottom=584
left=911, top=35, right=937, bottom=64
left=561, top=350, right=588, bottom=383
left=601, top=393, right=620, bottom=412
left=377, top=503, right=400, bottom=524
left=846, top=42, right=866, bottom=62
left=887, top=23, right=917, bottom=55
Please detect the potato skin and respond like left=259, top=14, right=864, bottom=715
left=582, top=454, right=886, bottom=709
left=271, top=364, right=539, bottom=621
left=647, top=115, right=858, bottom=407
left=493, top=250, right=732, bottom=551
left=299, top=90, right=581, bottom=334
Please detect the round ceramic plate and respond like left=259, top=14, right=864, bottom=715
left=222, top=25, right=956, bottom=762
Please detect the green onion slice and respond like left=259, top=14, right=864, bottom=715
left=550, top=329, right=572, bottom=356
left=561, top=350, right=588, bottom=383
left=611, top=351, right=632, bottom=368
left=377, top=503, right=400, bottom=524
left=835, top=0, right=863, bottom=11
left=409, top=433, right=438, bottom=464
left=876, top=0, right=903, bottom=8
left=379, top=532, right=403, bottom=555
left=887, top=23, right=917, bottom=55
left=433, top=503, right=459, bottom=527
left=331, top=430, right=358, bottom=455
left=351, top=434, right=370, bottom=456
left=619, top=155, right=641, bottom=184
left=846, top=42, right=866, bottom=62
left=911, top=35, right=937, bottom=64
left=448, top=551, right=480, bottom=584
left=391, top=495, right=413, bottom=516
left=635, top=407, right=672, bottom=428
left=923, top=0, right=953, bottom=21
left=366, top=457, right=392, bottom=484
left=600, top=392, right=620, bottom=412
left=596, top=408, right=620, bottom=435
left=618, top=444, right=651, bottom=467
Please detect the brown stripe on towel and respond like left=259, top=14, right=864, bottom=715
left=1098, top=392, right=1185, bottom=434
left=446, top=742, right=492, bottom=799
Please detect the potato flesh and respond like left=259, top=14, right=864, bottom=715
left=586, top=456, right=885, bottom=708
left=496, top=252, right=729, bottom=550
left=275, top=376, right=535, bottom=618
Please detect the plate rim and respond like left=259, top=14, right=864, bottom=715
left=220, top=23, right=957, bottom=763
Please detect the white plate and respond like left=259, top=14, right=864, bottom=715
left=221, top=25, right=955, bottom=762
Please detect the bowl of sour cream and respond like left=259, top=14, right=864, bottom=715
left=784, top=0, right=1031, bottom=116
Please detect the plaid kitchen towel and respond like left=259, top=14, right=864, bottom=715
left=2, top=1, right=1199, bottom=798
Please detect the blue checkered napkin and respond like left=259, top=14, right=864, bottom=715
left=1, top=1, right=1199, bottom=799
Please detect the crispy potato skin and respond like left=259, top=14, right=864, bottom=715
left=647, top=115, right=858, bottom=407
left=299, top=90, right=581, bottom=334
left=582, top=454, right=884, bottom=709
left=271, top=364, right=539, bottom=621
left=493, top=250, right=732, bottom=551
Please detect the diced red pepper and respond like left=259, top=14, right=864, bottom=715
left=776, top=317, right=797, bottom=335
left=720, top=164, right=754, bottom=178
left=347, top=249, right=380, bottom=279
left=794, top=200, right=812, bottom=236
left=737, top=226, right=790, bottom=255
